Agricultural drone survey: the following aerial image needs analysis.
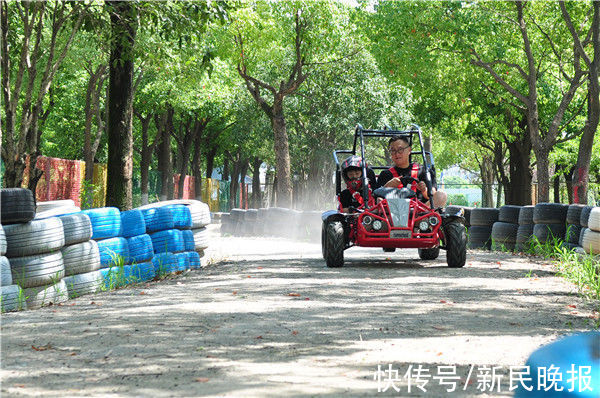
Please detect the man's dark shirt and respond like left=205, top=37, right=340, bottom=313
left=376, top=163, right=437, bottom=202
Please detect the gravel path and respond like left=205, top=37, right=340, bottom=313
left=1, top=225, right=598, bottom=397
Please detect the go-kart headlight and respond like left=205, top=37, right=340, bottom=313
left=418, top=220, right=429, bottom=232
left=362, top=215, right=373, bottom=226
left=372, top=220, right=383, bottom=231
left=429, top=216, right=439, bottom=226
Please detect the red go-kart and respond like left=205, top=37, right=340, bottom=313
left=321, top=124, right=467, bottom=268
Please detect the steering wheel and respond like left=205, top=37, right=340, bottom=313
left=399, top=176, right=419, bottom=187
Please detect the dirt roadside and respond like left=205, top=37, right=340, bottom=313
left=1, top=225, right=598, bottom=397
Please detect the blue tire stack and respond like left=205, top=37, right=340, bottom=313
left=120, top=209, right=155, bottom=284
left=82, top=207, right=130, bottom=289
left=142, top=206, right=187, bottom=275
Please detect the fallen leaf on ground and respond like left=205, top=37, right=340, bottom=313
left=31, top=344, right=52, bottom=351
left=305, top=297, right=310, bottom=300
left=436, top=352, right=443, bottom=356
left=140, top=292, right=147, bottom=295
left=69, top=352, right=77, bottom=356
left=195, top=378, right=209, bottom=383
left=432, top=326, right=446, bottom=330
left=288, top=293, right=300, bottom=297
left=509, top=322, right=522, bottom=326
left=257, top=267, right=263, bottom=269
left=246, top=275, right=252, bottom=278
left=206, top=355, right=215, bottom=358
left=292, top=330, right=298, bottom=335
left=232, top=291, right=237, bottom=295
left=14, top=384, right=25, bottom=388
left=567, top=304, right=577, bottom=309
left=256, top=336, right=263, bottom=339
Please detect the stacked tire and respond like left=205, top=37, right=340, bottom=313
left=516, top=206, right=535, bottom=251
left=563, top=204, right=585, bottom=251
left=120, top=209, right=155, bottom=285
left=491, top=205, right=522, bottom=251
left=230, top=209, right=246, bottom=236
left=468, top=208, right=500, bottom=249
left=186, top=201, right=210, bottom=266
left=581, top=207, right=600, bottom=255
left=59, top=213, right=103, bottom=299
left=142, top=206, right=186, bottom=275
left=533, top=203, right=568, bottom=244
left=2, top=188, right=68, bottom=310
left=446, top=206, right=472, bottom=228
left=82, top=207, right=129, bottom=290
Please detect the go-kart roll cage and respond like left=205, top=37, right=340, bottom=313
left=333, top=124, right=437, bottom=209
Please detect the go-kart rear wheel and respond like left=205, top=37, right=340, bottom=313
left=444, top=221, right=467, bottom=268
left=323, top=221, right=344, bottom=268
left=418, top=247, right=440, bottom=260
left=383, top=248, right=396, bottom=253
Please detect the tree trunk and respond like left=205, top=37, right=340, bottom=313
left=553, top=168, right=561, bottom=203
left=239, top=160, right=249, bottom=209
left=222, top=154, right=230, bottom=181
left=205, top=146, right=217, bottom=179
left=572, top=79, right=599, bottom=203
left=479, top=155, right=495, bottom=208
left=271, top=103, right=293, bottom=207
left=229, top=158, right=240, bottom=209
left=157, top=105, right=173, bottom=201
left=105, top=1, right=137, bottom=211
left=506, top=134, right=532, bottom=205
left=251, top=157, right=261, bottom=208
left=533, top=144, right=551, bottom=204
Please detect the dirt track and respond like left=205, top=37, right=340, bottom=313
left=1, top=225, right=598, bottom=397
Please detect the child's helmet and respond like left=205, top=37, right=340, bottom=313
left=341, top=155, right=365, bottom=190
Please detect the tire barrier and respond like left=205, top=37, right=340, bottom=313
left=3, top=218, right=65, bottom=258
left=533, top=223, right=566, bottom=244
left=491, top=221, right=519, bottom=251
left=1, top=188, right=36, bottom=224
left=150, top=229, right=185, bottom=254
left=0, top=284, right=26, bottom=312
left=518, top=206, right=535, bottom=225
left=468, top=208, right=499, bottom=249
left=0, top=225, right=6, bottom=256
left=164, top=205, right=192, bottom=230
left=8, top=251, right=65, bottom=289
left=82, top=207, right=121, bottom=240
left=22, top=279, right=68, bottom=309
left=498, top=205, right=522, bottom=224
left=181, top=230, right=195, bottom=252
left=61, top=240, right=101, bottom=276
left=588, top=207, right=600, bottom=231
left=533, top=203, right=568, bottom=224
left=141, top=207, right=174, bottom=233
left=580, top=206, right=594, bottom=228
left=1, top=199, right=212, bottom=312
left=64, top=270, right=103, bottom=298
left=125, top=234, right=154, bottom=264
left=175, top=252, right=190, bottom=271
left=97, top=237, right=129, bottom=268
left=129, top=261, right=155, bottom=282
left=516, top=224, right=535, bottom=251
left=1, top=256, right=12, bottom=286
left=566, top=204, right=585, bottom=225
left=59, top=213, right=93, bottom=246
left=187, top=251, right=202, bottom=269
left=152, top=252, right=178, bottom=275
left=120, top=209, right=146, bottom=238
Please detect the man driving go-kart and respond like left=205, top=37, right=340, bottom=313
left=321, top=124, right=466, bottom=269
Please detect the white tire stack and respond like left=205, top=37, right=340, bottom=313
left=581, top=207, right=600, bottom=255
left=4, top=217, right=68, bottom=309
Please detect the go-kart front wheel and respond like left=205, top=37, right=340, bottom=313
left=323, top=221, right=344, bottom=268
left=444, top=221, right=467, bottom=268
